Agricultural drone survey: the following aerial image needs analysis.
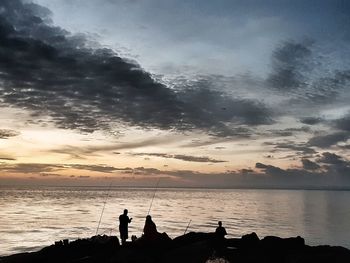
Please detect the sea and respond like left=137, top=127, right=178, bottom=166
left=1, top=186, right=350, bottom=256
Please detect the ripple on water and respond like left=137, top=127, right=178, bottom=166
left=1, top=188, right=350, bottom=256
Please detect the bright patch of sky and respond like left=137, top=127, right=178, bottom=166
left=0, top=0, right=349, bottom=187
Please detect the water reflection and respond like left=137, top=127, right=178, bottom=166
left=0, top=187, right=349, bottom=256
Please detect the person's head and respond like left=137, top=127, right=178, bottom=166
left=124, top=209, right=128, bottom=215
left=146, top=215, right=152, bottom=222
left=218, top=221, right=222, bottom=227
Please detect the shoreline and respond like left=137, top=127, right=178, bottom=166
left=2, top=232, right=350, bottom=263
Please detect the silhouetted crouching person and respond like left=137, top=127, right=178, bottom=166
left=141, top=215, right=171, bottom=246
left=119, top=209, right=132, bottom=245
left=143, top=215, right=159, bottom=241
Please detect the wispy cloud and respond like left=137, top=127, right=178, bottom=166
left=50, top=137, right=178, bottom=158
left=131, top=152, right=226, bottom=163
left=0, top=129, right=20, bottom=139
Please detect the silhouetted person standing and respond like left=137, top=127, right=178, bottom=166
left=119, top=209, right=132, bottom=245
left=214, top=221, right=227, bottom=255
left=215, top=221, right=227, bottom=239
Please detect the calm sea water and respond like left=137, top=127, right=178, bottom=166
left=1, top=187, right=350, bottom=256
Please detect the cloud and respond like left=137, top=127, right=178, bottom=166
left=0, top=162, right=129, bottom=174
left=0, top=155, right=16, bottom=161
left=266, top=40, right=350, bottom=107
left=0, top=0, right=273, bottom=137
left=131, top=152, right=226, bottom=163
left=1, top=156, right=350, bottom=188
left=301, top=159, right=320, bottom=170
left=68, top=164, right=119, bottom=173
left=334, top=113, right=350, bottom=131
left=308, top=132, right=350, bottom=148
left=0, top=163, right=64, bottom=174
left=267, top=40, right=313, bottom=91
left=316, top=152, right=350, bottom=176
left=0, top=129, right=20, bottom=139
left=317, top=152, right=347, bottom=165
left=50, top=137, right=178, bottom=158
left=300, top=117, right=324, bottom=125
left=254, top=155, right=350, bottom=188
left=266, top=126, right=311, bottom=137
left=40, top=173, right=61, bottom=177
left=131, top=167, right=164, bottom=176
left=255, top=162, right=268, bottom=169
left=264, top=141, right=317, bottom=155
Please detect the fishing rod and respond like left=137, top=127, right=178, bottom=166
left=147, top=178, right=161, bottom=215
left=95, top=182, right=113, bottom=236
left=184, top=219, right=192, bottom=235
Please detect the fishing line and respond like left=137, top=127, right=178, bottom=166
left=95, top=182, right=113, bottom=235
left=147, top=178, right=161, bottom=216
left=184, top=219, right=192, bottom=235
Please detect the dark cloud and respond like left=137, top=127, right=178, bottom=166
left=175, top=86, right=273, bottom=135
left=339, top=144, right=350, bottom=150
left=68, top=164, right=119, bottom=173
left=0, top=129, right=20, bottom=139
left=132, top=167, right=163, bottom=176
left=316, top=152, right=350, bottom=176
left=267, top=126, right=311, bottom=137
left=267, top=40, right=312, bottom=91
left=300, top=117, right=324, bottom=125
left=308, top=132, right=350, bottom=148
left=0, top=0, right=273, bottom=137
left=255, top=162, right=268, bottom=169
left=40, top=173, right=61, bottom=177
left=239, top=168, right=254, bottom=174
left=334, top=113, right=350, bottom=131
left=0, top=163, right=64, bottom=173
left=301, top=159, right=320, bottom=170
left=254, top=155, right=350, bottom=188
left=131, top=152, right=226, bottom=163
left=267, top=40, right=350, bottom=106
left=0, top=156, right=16, bottom=161
left=317, top=152, right=346, bottom=165
left=264, top=141, right=317, bottom=155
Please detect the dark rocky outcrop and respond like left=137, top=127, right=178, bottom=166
left=1, top=232, right=350, bottom=263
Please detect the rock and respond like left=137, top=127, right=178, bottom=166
left=240, top=232, right=260, bottom=249
left=1, top=233, right=350, bottom=263
left=172, top=232, right=215, bottom=248
left=261, top=235, right=305, bottom=250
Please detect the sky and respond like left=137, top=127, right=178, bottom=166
left=0, top=0, right=349, bottom=188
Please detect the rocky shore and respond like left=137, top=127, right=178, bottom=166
left=1, top=232, right=350, bottom=263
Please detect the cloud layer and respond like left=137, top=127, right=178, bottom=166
left=1, top=150, right=349, bottom=188
left=0, top=0, right=273, bottom=137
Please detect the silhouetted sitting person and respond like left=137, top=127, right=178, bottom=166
left=143, top=215, right=159, bottom=241
left=119, top=209, right=132, bottom=245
